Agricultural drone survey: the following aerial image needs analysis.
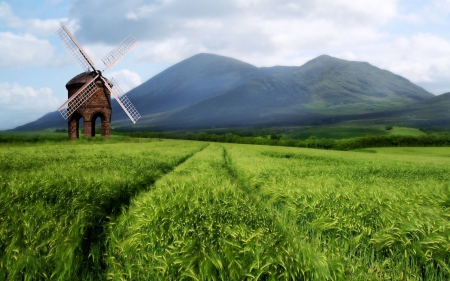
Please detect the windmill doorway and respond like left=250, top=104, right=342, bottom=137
left=90, top=112, right=109, bottom=137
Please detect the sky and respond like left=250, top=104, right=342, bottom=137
left=1, top=0, right=450, bottom=130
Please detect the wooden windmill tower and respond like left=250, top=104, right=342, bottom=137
left=55, top=25, right=140, bottom=139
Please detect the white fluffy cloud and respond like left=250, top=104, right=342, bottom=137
left=77, top=0, right=391, bottom=69
left=0, top=32, right=54, bottom=68
left=0, top=81, right=60, bottom=129
left=381, top=34, right=450, bottom=83
left=423, top=0, right=450, bottom=22
left=23, top=18, right=78, bottom=35
left=0, top=1, right=78, bottom=35
left=107, top=69, right=142, bottom=94
left=71, top=0, right=397, bottom=62
left=0, top=1, right=79, bottom=69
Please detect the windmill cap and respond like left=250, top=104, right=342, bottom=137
left=66, top=71, right=110, bottom=90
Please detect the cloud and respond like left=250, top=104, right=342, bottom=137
left=379, top=34, right=450, bottom=94
left=0, top=1, right=78, bottom=35
left=0, top=2, right=80, bottom=70
left=313, top=0, right=397, bottom=24
left=423, top=0, right=450, bottom=22
left=0, top=32, right=54, bottom=68
left=0, top=81, right=60, bottom=130
left=70, top=0, right=397, bottom=64
left=0, top=1, right=13, bottom=21
left=107, top=69, right=142, bottom=94
left=24, top=18, right=78, bottom=35
left=141, top=1, right=391, bottom=68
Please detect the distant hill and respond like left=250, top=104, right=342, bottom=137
left=13, top=111, right=65, bottom=131
left=14, top=53, right=436, bottom=131
left=361, top=92, right=450, bottom=127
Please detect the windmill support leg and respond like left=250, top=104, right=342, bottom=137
left=101, top=120, right=110, bottom=138
left=68, top=119, right=79, bottom=139
left=84, top=120, right=93, bottom=138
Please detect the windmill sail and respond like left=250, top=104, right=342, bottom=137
left=101, top=35, right=138, bottom=72
left=101, top=77, right=141, bottom=124
left=56, top=24, right=140, bottom=126
left=56, top=25, right=96, bottom=72
left=58, top=75, right=99, bottom=119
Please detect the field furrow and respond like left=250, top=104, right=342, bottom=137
left=224, top=144, right=450, bottom=280
left=0, top=140, right=206, bottom=280
left=106, top=144, right=329, bottom=280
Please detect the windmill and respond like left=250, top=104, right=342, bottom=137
left=55, top=25, right=140, bottom=139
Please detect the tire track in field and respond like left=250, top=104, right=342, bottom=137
left=82, top=143, right=210, bottom=280
left=221, top=146, right=281, bottom=220
left=109, top=143, right=210, bottom=214
left=221, top=146, right=304, bottom=259
left=221, top=146, right=306, bottom=230
left=221, top=146, right=309, bottom=262
left=221, top=146, right=260, bottom=197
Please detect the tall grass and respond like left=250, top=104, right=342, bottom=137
left=1, top=139, right=449, bottom=280
left=106, top=144, right=332, bottom=280
left=0, top=140, right=204, bottom=280
left=225, top=144, right=450, bottom=280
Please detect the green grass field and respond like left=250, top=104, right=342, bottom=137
left=1, top=139, right=449, bottom=280
left=283, top=125, right=425, bottom=140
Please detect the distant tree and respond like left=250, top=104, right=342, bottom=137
left=270, top=134, right=281, bottom=140
left=225, top=133, right=234, bottom=143
left=385, top=125, right=393, bottom=130
left=306, top=136, right=318, bottom=148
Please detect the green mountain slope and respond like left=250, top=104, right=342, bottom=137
left=296, top=55, right=432, bottom=113
left=365, top=92, right=450, bottom=127
left=157, top=55, right=433, bottom=128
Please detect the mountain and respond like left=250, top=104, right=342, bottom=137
left=13, top=111, right=65, bottom=131
left=13, top=53, right=435, bottom=131
left=155, top=55, right=434, bottom=128
left=111, top=53, right=298, bottom=121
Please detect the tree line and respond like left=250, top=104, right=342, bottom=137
left=115, top=131, right=450, bottom=151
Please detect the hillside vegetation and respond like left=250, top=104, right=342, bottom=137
left=1, top=139, right=449, bottom=280
left=361, top=92, right=450, bottom=128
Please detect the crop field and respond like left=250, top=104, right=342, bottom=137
left=283, top=125, right=425, bottom=140
left=0, top=139, right=449, bottom=280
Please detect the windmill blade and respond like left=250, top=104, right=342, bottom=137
left=56, top=25, right=96, bottom=72
left=58, top=75, right=99, bottom=119
left=100, top=76, right=141, bottom=124
left=101, top=35, right=138, bottom=72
